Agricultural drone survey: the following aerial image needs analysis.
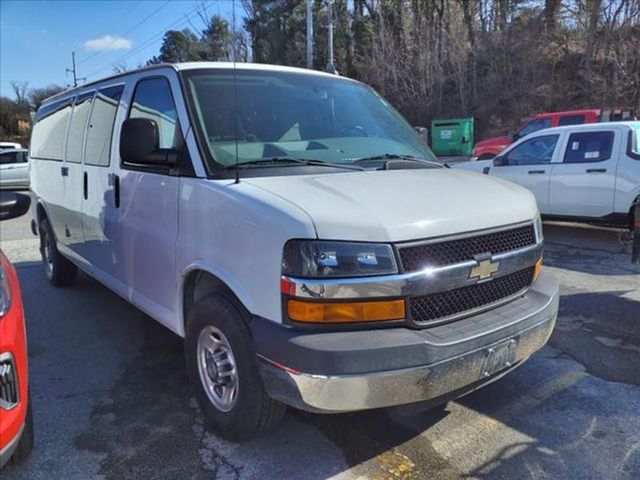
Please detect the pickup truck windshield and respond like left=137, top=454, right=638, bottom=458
left=182, top=69, right=435, bottom=172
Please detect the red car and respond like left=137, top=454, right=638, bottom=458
left=0, top=192, right=33, bottom=468
left=473, top=108, right=635, bottom=160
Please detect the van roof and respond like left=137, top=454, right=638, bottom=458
left=42, top=62, right=348, bottom=106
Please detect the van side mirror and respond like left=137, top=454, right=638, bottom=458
left=0, top=191, right=31, bottom=221
left=493, top=155, right=508, bottom=167
left=120, top=118, right=177, bottom=166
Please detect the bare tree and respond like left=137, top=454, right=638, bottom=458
left=10, top=81, right=30, bottom=109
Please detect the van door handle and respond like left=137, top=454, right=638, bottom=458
left=83, top=172, right=88, bottom=200
left=586, top=168, right=607, bottom=173
left=61, top=166, right=69, bottom=177
left=114, top=174, right=120, bottom=209
left=528, top=170, right=546, bottom=175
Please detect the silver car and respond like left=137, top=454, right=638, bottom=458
left=0, top=149, right=29, bottom=189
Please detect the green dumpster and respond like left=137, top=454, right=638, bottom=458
left=430, top=117, right=474, bottom=156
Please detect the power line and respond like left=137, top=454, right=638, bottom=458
left=84, top=1, right=219, bottom=80
left=74, top=0, right=144, bottom=65
left=76, top=0, right=172, bottom=66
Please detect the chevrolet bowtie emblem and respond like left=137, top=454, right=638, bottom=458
left=469, top=258, right=500, bottom=281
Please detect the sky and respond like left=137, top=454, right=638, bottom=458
left=1, top=0, right=237, bottom=98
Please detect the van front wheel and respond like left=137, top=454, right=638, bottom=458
left=39, top=217, right=77, bottom=287
left=185, top=294, right=286, bottom=440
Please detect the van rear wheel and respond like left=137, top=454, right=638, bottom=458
left=185, top=294, right=286, bottom=440
left=39, top=217, right=77, bottom=287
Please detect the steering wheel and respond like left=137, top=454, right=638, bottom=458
left=337, top=125, right=368, bottom=137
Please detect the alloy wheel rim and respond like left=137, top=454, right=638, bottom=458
left=196, top=325, right=238, bottom=412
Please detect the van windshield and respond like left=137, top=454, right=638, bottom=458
left=183, top=69, right=435, bottom=172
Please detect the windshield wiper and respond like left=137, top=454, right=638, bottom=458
left=228, top=157, right=365, bottom=171
left=353, top=153, right=449, bottom=168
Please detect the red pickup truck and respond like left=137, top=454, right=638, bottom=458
left=473, top=108, right=636, bottom=160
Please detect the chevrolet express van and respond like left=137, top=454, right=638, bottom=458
left=30, top=63, right=559, bottom=439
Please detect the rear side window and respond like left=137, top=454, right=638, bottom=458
left=558, top=115, right=586, bottom=126
left=128, top=77, right=179, bottom=150
left=66, top=92, right=94, bottom=164
left=85, top=85, right=124, bottom=167
left=31, top=99, right=73, bottom=160
left=563, top=131, right=614, bottom=163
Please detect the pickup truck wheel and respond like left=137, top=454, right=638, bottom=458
left=186, top=294, right=286, bottom=440
left=39, top=217, right=77, bottom=287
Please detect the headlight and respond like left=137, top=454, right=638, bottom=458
left=0, top=267, right=11, bottom=317
left=282, top=240, right=398, bottom=278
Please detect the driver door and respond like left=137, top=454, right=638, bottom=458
left=489, top=134, right=562, bottom=214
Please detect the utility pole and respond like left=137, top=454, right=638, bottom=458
left=66, top=52, right=86, bottom=87
left=306, top=0, right=313, bottom=69
left=325, top=0, right=336, bottom=74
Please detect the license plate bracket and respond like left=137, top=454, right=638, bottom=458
left=482, top=338, right=517, bottom=378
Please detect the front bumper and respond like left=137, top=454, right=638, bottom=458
left=257, top=272, right=559, bottom=413
left=0, top=421, right=24, bottom=468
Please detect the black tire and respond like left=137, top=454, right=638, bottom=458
left=477, top=154, right=495, bottom=161
left=39, top=217, right=77, bottom=287
left=185, top=294, right=286, bottom=440
left=10, top=398, right=34, bottom=464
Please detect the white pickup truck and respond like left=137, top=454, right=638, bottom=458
left=29, top=62, right=558, bottom=439
left=455, top=122, right=640, bottom=228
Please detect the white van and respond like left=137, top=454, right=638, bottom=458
left=30, top=63, right=558, bottom=439
left=456, top=122, right=640, bottom=228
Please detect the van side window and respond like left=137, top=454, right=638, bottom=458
left=66, top=92, right=94, bottom=164
left=558, top=115, right=585, bottom=126
left=128, top=77, right=179, bottom=150
left=31, top=99, right=73, bottom=161
left=85, top=85, right=124, bottom=167
left=563, top=131, right=614, bottom=163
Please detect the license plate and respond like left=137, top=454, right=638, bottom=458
left=482, top=339, right=517, bottom=378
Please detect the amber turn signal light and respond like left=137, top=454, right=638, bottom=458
left=533, top=257, right=543, bottom=281
left=287, top=298, right=405, bottom=323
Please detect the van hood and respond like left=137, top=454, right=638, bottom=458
left=244, top=169, right=538, bottom=242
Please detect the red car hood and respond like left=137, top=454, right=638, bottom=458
left=475, top=135, right=513, bottom=149
left=473, top=135, right=513, bottom=156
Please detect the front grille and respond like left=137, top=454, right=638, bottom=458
left=409, top=267, right=535, bottom=325
left=0, top=357, right=18, bottom=408
left=399, top=224, right=536, bottom=272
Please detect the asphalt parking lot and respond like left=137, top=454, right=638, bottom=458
left=1, top=214, right=639, bottom=480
